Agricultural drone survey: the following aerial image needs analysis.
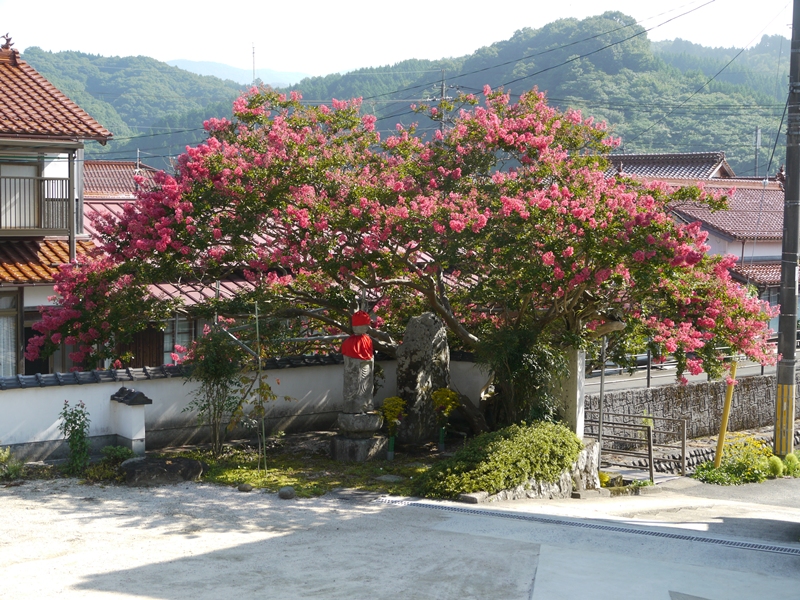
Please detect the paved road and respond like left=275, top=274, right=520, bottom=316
left=2, top=476, right=799, bottom=599
left=585, top=360, right=774, bottom=395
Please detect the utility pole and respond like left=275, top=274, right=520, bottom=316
left=755, top=126, right=762, bottom=177
left=440, top=69, right=446, bottom=135
left=252, top=43, right=256, bottom=84
left=775, top=0, right=800, bottom=457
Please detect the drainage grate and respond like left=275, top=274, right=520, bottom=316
left=375, top=498, right=800, bottom=557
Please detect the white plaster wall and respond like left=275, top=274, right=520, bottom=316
left=0, top=386, right=116, bottom=447
left=0, top=359, right=489, bottom=454
left=705, top=232, right=781, bottom=260
left=23, top=285, right=56, bottom=309
left=42, top=154, right=68, bottom=178
left=450, top=361, right=490, bottom=407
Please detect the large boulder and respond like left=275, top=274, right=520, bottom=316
left=120, top=457, right=207, bottom=487
left=396, top=313, right=450, bottom=444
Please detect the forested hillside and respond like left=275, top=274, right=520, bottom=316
left=21, top=47, right=244, bottom=168
left=22, top=12, right=791, bottom=175
left=292, top=12, right=789, bottom=176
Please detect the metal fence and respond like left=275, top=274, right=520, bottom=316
left=0, top=176, right=70, bottom=230
left=584, top=409, right=688, bottom=482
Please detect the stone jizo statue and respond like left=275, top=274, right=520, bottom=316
left=337, top=310, right=382, bottom=440
left=341, top=310, right=374, bottom=413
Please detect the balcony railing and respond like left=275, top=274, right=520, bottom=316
left=0, top=176, right=70, bottom=233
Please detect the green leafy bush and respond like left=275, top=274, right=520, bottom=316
left=84, top=445, right=136, bottom=483
left=693, top=435, right=771, bottom=485
left=59, top=400, right=91, bottom=476
left=0, top=447, right=23, bottom=480
left=767, top=455, right=785, bottom=478
left=101, top=445, right=135, bottom=464
left=413, top=422, right=583, bottom=499
left=785, top=452, right=800, bottom=477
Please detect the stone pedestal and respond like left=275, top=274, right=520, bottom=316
left=336, top=412, right=383, bottom=439
left=330, top=435, right=388, bottom=462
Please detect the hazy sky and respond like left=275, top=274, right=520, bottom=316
left=1, top=0, right=793, bottom=76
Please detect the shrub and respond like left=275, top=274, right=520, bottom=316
left=767, top=455, right=785, bottom=478
left=58, top=400, right=91, bottom=476
left=413, top=421, right=583, bottom=499
left=785, top=453, right=800, bottom=477
left=598, top=470, right=611, bottom=487
left=183, top=327, right=250, bottom=457
left=0, top=447, right=23, bottom=480
left=101, top=445, right=135, bottom=464
left=84, top=446, right=136, bottom=483
left=692, top=434, right=771, bottom=485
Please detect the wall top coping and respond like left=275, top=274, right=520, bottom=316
left=1, top=351, right=476, bottom=392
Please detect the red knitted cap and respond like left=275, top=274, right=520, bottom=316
left=351, top=311, right=371, bottom=326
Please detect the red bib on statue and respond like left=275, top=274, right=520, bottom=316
left=342, top=334, right=373, bottom=360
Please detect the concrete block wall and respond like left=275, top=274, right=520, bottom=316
left=585, top=373, right=798, bottom=439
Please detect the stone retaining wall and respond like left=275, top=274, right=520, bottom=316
left=482, top=441, right=601, bottom=502
left=585, top=373, right=800, bottom=439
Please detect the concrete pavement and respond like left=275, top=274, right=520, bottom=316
left=2, top=476, right=800, bottom=599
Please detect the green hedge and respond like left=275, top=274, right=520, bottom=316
left=413, top=422, right=583, bottom=499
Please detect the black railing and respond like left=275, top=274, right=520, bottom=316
left=585, top=410, right=688, bottom=482
left=0, top=176, right=70, bottom=231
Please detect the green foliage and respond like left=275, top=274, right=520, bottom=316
left=83, top=445, right=135, bottom=483
left=171, top=442, right=429, bottom=498
left=21, top=47, right=243, bottom=169
left=413, top=422, right=583, bottom=499
left=0, top=447, right=24, bottom=480
left=431, top=388, right=461, bottom=427
left=474, top=327, right=566, bottom=426
left=184, top=327, right=251, bottom=457
left=101, top=445, right=135, bottom=464
left=58, top=400, right=91, bottom=476
left=767, top=455, right=785, bottom=478
left=784, top=452, right=800, bottom=477
left=598, top=470, right=611, bottom=488
left=692, top=435, right=772, bottom=485
left=379, top=396, right=407, bottom=437
left=629, top=478, right=654, bottom=488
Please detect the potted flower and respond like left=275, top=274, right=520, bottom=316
left=431, top=388, right=460, bottom=452
left=379, top=396, right=407, bottom=460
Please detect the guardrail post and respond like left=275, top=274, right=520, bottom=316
left=681, top=419, right=687, bottom=476
left=647, top=424, right=655, bottom=483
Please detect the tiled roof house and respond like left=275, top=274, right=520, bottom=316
left=610, top=151, right=784, bottom=329
left=606, top=151, right=736, bottom=179
left=0, top=36, right=111, bottom=376
left=82, top=160, right=254, bottom=367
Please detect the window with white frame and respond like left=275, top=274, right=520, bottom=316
left=0, top=292, right=18, bottom=377
left=163, top=315, right=195, bottom=365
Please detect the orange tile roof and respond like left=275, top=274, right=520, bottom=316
left=731, top=262, right=781, bottom=286
left=0, top=47, right=111, bottom=143
left=84, top=160, right=158, bottom=199
left=0, top=239, right=94, bottom=284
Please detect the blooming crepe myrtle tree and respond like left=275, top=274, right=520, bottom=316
left=27, top=86, right=776, bottom=424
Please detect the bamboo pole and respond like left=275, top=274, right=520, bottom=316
left=714, top=362, right=738, bottom=468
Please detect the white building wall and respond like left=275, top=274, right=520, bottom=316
left=0, top=360, right=487, bottom=460
left=23, top=285, right=56, bottom=309
left=42, top=154, right=68, bottom=178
